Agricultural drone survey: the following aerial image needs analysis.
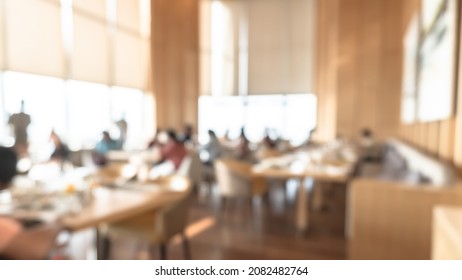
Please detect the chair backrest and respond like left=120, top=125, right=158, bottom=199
left=176, top=151, right=203, bottom=187
left=155, top=176, right=192, bottom=240
left=214, top=159, right=252, bottom=198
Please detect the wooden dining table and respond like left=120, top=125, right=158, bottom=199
left=60, top=183, right=188, bottom=232
left=3, top=165, right=190, bottom=259
left=252, top=153, right=355, bottom=234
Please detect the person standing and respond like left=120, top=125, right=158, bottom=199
left=115, top=114, right=128, bottom=149
left=8, top=101, right=31, bottom=155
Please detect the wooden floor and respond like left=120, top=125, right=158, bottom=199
left=70, top=181, right=348, bottom=260
left=112, top=180, right=347, bottom=260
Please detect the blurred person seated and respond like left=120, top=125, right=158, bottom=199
left=359, top=128, right=381, bottom=162
left=147, top=128, right=164, bottom=149
left=92, top=131, right=120, bottom=166
left=149, top=130, right=188, bottom=179
left=179, top=124, right=194, bottom=145
left=262, top=129, right=277, bottom=148
left=301, top=127, right=319, bottom=148
left=255, top=129, right=281, bottom=161
left=219, top=129, right=231, bottom=145
left=49, top=130, right=70, bottom=163
left=235, top=127, right=253, bottom=162
left=201, top=130, right=223, bottom=166
left=0, top=147, right=64, bottom=260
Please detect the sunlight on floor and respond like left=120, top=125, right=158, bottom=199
left=171, top=216, right=216, bottom=245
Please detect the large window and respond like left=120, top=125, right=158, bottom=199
left=3, top=72, right=66, bottom=160
left=401, top=0, right=457, bottom=123
left=198, top=94, right=317, bottom=146
left=67, top=80, right=111, bottom=150
left=0, top=0, right=154, bottom=160
left=111, top=87, right=146, bottom=150
left=0, top=73, right=154, bottom=159
left=198, top=96, right=245, bottom=143
left=203, top=0, right=315, bottom=97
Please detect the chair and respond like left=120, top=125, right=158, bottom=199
left=214, top=159, right=268, bottom=211
left=103, top=176, right=193, bottom=259
left=177, top=150, right=203, bottom=190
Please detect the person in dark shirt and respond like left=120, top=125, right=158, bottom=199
left=49, top=131, right=70, bottom=162
left=236, top=127, right=252, bottom=161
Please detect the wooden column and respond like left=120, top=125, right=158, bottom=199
left=151, top=0, right=199, bottom=131
left=316, top=0, right=405, bottom=142
left=315, top=0, right=339, bottom=142
left=334, top=0, right=404, bottom=141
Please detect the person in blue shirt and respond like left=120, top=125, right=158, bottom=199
left=93, top=131, right=120, bottom=166
left=95, top=131, right=119, bottom=154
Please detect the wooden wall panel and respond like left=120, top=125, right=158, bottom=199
left=330, top=0, right=404, bottom=140
left=151, top=0, right=199, bottom=131
left=439, top=118, right=455, bottom=161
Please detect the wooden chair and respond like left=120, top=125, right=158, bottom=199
left=102, top=176, right=193, bottom=260
left=177, top=150, right=203, bottom=191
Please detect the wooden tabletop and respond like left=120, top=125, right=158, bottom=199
left=432, top=206, right=462, bottom=260
left=60, top=183, right=188, bottom=232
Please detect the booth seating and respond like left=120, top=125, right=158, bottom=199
left=347, top=139, right=462, bottom=259
left=358, top=139, right=456, bottom=186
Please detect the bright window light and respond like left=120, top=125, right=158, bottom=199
left=111, top=86, right=145, bottom=150
left=67, top=80, right=111, bottom=150
left=198, top=94, right=317, bottom=146
left=3, top=71, right=66, bottom=161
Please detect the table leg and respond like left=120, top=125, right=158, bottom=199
left=312, top=181, right=324, bottom=211
left=95, top=227, right=110, bottom=260
left=295, top=177, right=309, bottom=234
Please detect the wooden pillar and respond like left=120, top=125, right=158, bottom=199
left=151, top=0, right=199, bottom=131
left=315, top=0, right=339, bottom=142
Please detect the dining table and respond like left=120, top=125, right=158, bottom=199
left=0, top=162, right=190, bottom=259
left=251, top=147, right=358, bottom=234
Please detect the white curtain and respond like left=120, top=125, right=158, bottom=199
left=113, top=32, right=149, bottom=89
left=202, top=0, right=316, bottom=96
left=72, top=0, right=150, bottom=89
left=116, top=0, right=141, bottom=33
left=72, top=13, right=110, bottom=84
left=0, top=0, right=5, bottom=70
left=73, top=0, right=106, bottom=19
left=4, top=0, right=65, bottom=77
left=248, top=0, right=315, bottom=95
left=210, top=1, right=240, bottom=96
